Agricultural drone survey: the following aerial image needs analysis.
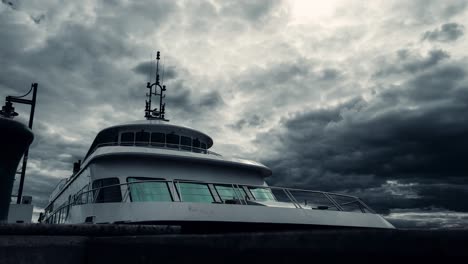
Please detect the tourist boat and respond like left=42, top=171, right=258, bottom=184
left=41, top=52, right=394, bottom=231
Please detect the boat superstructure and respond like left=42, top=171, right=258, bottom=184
left=41, top=52, right=394, bottom=230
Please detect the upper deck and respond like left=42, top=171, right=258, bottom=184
left=84, top=120, right=215, bottom=159
left=82, top=120, right=271, bottom=174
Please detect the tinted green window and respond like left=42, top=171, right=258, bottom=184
left=249, top=187, right=276, bottom=201
left=177, top=182, right=214, bottom=203
left=215, top=185, right=247, bottom=202
left=128, top=178, right=172, bottom=202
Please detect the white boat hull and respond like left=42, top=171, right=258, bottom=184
left=67, top=202, right=394, bottom=230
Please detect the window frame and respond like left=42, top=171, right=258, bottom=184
left=126, top=177, right=173, bottom=202
left=214, top=184, right=248, bottom=203
left=135, top=130, right=150, bottom=146
left=192, top=138, right=201, bottom=152
left=174, top=180, right=215, bottom=203
left=247, top=186, right=277, bottom=202
left=120, top=131, right=135, bottom=146
left=180, top=136, right=192, bottom=151
left=92, top=178, right=123, bottom=203
left=150, top=132, right=166, bottom=146
left=166, top=133, right=180, bottom=148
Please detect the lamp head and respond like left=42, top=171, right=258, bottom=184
left=0, top=101, right=18, bottom=118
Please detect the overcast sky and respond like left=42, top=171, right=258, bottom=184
left=1, top=0, right=468, bottom=228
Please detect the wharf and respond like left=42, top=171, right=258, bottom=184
left=0, top=224, right=467, bottom=263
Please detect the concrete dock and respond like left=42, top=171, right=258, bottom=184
left=0, top=224, right=467, bottom=263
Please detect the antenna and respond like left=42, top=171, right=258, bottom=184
left=145, top=51, right=169, bottom=121
left=148, top=52, right=153, bottom=84
left=161, top=59, right=165, bottom=86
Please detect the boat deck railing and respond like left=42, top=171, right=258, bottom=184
left=87, top=142, right=222, bottom=157
left=42, top=180, right=376, bottom=224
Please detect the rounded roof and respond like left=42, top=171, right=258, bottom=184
left=104, top=120, right=214, bottom=147
left=85, top=120, right=214, bottom=158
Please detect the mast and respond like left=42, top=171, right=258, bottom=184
left=145, top=51, right=169, bottom=121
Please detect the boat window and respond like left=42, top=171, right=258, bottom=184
left=78, top=184, right=90, bottom=204
left=180, top=136, right=191, bottom=151
left=200, top=142, right=207, bottom=153
left=176, top=182, right=214, bottom=203
left=192, top=138, right=201, bottom=153
left=166, top=133, right=179, bottom=148
left=127, top=177, right=172, bottom=202
left=248, top=187, right=276, bottom=202
left=151, top=132, right=165, bottom=146
left=99, top=130, right=119, bottom=144
left=214, top=185, right=248, bottom=203
left=135, top=131, right=150, bottom=146
left=92, top=178, right=122, bottom=203
left=121, top=132, right=135, bottom=146
left=59, top=207, right=65, bottom=224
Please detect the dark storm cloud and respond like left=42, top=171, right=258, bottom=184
left=228, top=58, right=343, bottom=133
left=219, top=0, right=282, bottom=22
left=257, top=58, right=468, bottom=217
left=385, top=208, right=468, bottom=229
left=235, top=58, right=344, bottom=110
left=30, top=122, right=89, bottom=163
left=10, top=120, right=88, bottom=209
left=2, top=0, right=468, bottom=229
left=374, top=49, right=450, bottom=77
left=423, top=23, right=465, bottom=42
left=320, top=68, right=341, bottom=81
left=166, top=81, right=224, bottom=114
left=130, top=60, right=224, bottom=119
left=199, top=90, right=224, bottom=108
left=0, top=1, right=180, bottom=214
left=94, top=0, right=177, bottom=37
left=133, top=61, right=177, bottom=81
left=1, top=0, right=17, bottom=9
left=350, top=180, right=468, bottom=215
left=1, top=20, right=135, bottom=106
left=241, top=59, right=312, bottom=88
left=230, top=114, right=265, bottom=130
left=30, top=14, right=45, bottom=24
left=398, top=0, right=468, bottom=24
left=404, top=65, right=465, bottom=101
left=417, top=184, right=468, bottom=212
left=178, top=0, right=285, bottom=34
left=14, top=173, right=60, bottom=209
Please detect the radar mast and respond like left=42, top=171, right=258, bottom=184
left=145, top=51, right=169, bottom=121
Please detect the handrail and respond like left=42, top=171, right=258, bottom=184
left=87, top=141, right=222, bottom=159
left=42, top=179, right=376, bottom=223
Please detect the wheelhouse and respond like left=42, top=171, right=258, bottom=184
left=85, top=121, right=215, bottom=158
